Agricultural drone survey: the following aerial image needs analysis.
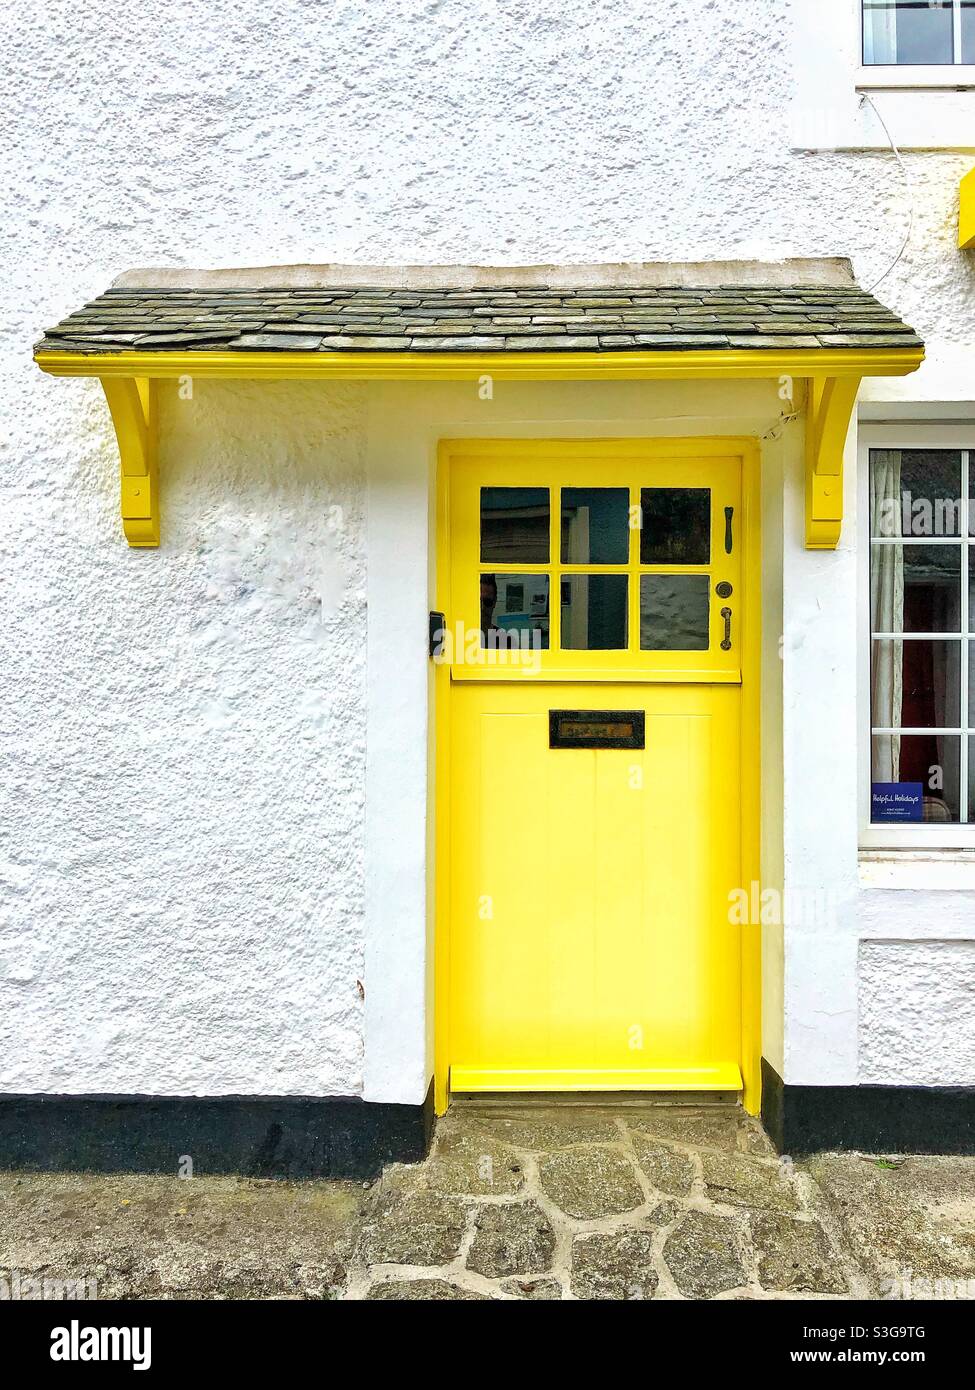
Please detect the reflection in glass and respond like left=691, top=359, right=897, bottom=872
left=561, top=487, right=630, bottom=564
left=870, top=543, right=961, bottom=633
left=480, top=487, right=549, bottom=563
left=560, top=575, right=628, bottom=650
left=480, top=573, right=549, bottom=648
left=640, top=574, right=710, bottom=651
left=862, top=0, right=954, bottom=65
left=870, top=639, right=961, bottom=729
left=869, top=449, right=961, bottom=538
left=640, top=489, right=710, bottom=564
left=964, top=1, right=975, bottom=64
left=871, top=735, right=960, bottom=823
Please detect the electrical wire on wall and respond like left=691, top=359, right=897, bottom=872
left=762, top=410, right=800, bottom=443
left=858, top=92, right=915, bottom=293
left=757, top=96, right=915, bottom=448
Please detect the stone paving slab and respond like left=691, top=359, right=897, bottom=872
left=2, top=1104, right=974, bottom=1300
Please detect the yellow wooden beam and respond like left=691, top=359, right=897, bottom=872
left=961, top=166, right=975, bottom=249
left=37, top=346, right=920, bottom=550
left=805, top=375, right=861, bottom=549
left=101, top=377, right=158, bottom=547
left=36, top=345, right=923, bottom=383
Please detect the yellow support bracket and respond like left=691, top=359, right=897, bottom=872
left=960, top=166, right=975, bottom=249
left=100, top=377, right=158, bottom=547
left=805, top=375, right=861, bottom=550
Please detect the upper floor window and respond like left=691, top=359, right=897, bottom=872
left=863, top=0, right=975, bottom=66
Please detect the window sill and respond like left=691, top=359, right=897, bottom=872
left=859, top=848, right=975, bottom=891
left=856, top=65, right=975, bottom=90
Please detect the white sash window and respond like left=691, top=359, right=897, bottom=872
left=861, top=425, right=975, bottom=847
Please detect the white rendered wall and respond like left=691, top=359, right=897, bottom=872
left=3, top=0, right=974, bottom=1097
left=0, top=380, right=368, bottom=1094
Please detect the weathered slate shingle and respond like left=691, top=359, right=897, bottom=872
left=35, top=283, right=921, bottom=355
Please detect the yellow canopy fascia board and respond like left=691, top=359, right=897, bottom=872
left=35, top=346, right=922, bottom=550
left=35, top=346, right=922, bottom=382
left=960, top=166, right=975, bottom=249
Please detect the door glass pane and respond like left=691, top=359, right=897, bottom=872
left=560, top=487, right=629, bottom=563
left=480, top=487, right=549, bottom=562
left=481, top=573, right=549, bottom=648
left=871, top=639, right=961, bottom=728
left=862, top=1, right=954, bottom=65
left=640, top=488, right=710, bottom=564
left=963, top=1, right=975, bottom=63
left=640, top=574, right=710, bottom=651
left=871, top=735, right=961, bottom=823
left=560, top=574, right=627, bottom=650
left=870, top=449, right=961, bottom=538
left=870, top=543, right=961, bottom=632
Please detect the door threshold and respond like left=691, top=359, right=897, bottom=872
left=450, top=1090, right=743, bottom=1110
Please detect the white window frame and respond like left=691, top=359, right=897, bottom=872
left=858, top=422, right=975, bottom=849
left=857, top=0, right=975, bottom=88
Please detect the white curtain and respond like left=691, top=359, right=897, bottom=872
left=871, top=450, right=904, bottom=780
left=863, top=2, right=898, bottom=65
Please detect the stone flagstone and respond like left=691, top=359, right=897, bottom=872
left=630, top=1132, right=696, bottom=1195
left=571, top=1231, right=659, bottom=1301
left=537, top=1144, right=644, bottom=1219
left=700, top=1150, right=799, bottom=1213
left=466, top=1200, right=557, bottom=1279
left=663, top=1210, right=747, bottom=1299
left=357, top=1187, right=466, bottom=1267
left=750, top=1211, right=848, bottom=1294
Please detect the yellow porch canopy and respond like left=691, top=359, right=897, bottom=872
left=33, top=259, right=923, bottom=549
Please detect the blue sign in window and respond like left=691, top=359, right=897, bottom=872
left=871, top=782, right=923, bottom=822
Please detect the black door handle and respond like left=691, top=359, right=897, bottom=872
left=724, top=506, right=734, bottom=555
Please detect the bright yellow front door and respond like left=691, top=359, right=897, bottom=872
left=439, top=440, right=754, bottom=1101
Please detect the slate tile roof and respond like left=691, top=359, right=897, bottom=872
left=35, top=283, right=922, bottom=354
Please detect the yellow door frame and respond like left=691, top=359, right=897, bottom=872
left=433, top=436, right=762, bottom=1116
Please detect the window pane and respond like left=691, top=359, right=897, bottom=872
left=640, top=574, right=710, bottom=651
left=561, top=487, right=629, bottom=564
left=480, top=487, right=549, bottom=563
left=870, top=543, right=961, bottom=633
left=964, top=1, right=975, bottom=62
left=560, top=574, right=627, bottom=649
left=871, top=639, right=961, bottom=727
left=863, top=1, right=954, bottom=65
left=640, top=488, right=710, bottom=564
left=869, top=449, right=961, bottom=538
left=872, top=735, right=961, bottom=823
left=481, top=573, right=549, bottom=648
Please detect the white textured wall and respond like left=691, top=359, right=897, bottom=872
left=1, top=380, right=367, bottom=1093
left=860, top=940, right=975, bottom=1086
left=3, top=0, right=975, bottom=1095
